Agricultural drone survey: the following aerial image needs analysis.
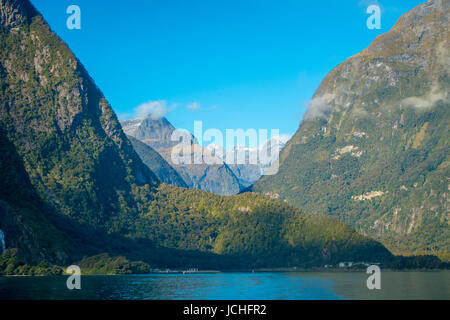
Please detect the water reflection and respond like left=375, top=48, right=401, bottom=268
left=0, top=271, right=448, bottom=300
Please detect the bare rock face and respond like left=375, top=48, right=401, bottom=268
left=122, top=117, right=196, bottom=149
left=251, top=0, right=450, bottom=256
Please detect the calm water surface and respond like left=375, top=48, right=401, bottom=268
left=0, top=271, right=448, bottom=300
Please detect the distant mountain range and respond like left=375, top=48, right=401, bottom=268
left=121, top=115, right=290, bottom=193
left=250, top=0, right=449, bottom=260
left=121, top=116, right=243, bottom=195
left=206, top=135, right=290, bottom=187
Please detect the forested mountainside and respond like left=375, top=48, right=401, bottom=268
left=251, top=0, right=449, bottom=260
left=0, top=0, right=412, bottom=275
left=127, top=135, right=188, bottom=188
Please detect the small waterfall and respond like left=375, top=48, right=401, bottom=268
left=0, top=230, right=5, bottom=254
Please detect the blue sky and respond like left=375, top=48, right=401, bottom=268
left=30, top=0, right=424, bottom=147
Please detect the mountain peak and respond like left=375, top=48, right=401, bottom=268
left=303, top=0, right=448, bottom=124
left=121, top=116, right=197, bottom=148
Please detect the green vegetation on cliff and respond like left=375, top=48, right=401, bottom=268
left=250, top=0, right=449, bottom=259
left=127, top=135, right=187, bottom=188
left=0, top=0, right=444, bottom=275
left=135, top=184, right=392, bottom=267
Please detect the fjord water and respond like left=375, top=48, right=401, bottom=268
left=0, top=272, right=448, bottom=300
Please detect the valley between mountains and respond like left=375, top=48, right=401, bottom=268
left=0, top=0, right=448, bottom=275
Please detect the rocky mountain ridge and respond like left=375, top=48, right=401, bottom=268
left=121, top=115, right=243, bottom=195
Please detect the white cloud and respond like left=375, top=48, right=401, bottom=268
left=302, top=93, right=335, bottom=121
left=186, top=102, right=201, bottom=110
left=134, top=100, right=176, bottom=120
left=402, top=85, right=448, bottom=109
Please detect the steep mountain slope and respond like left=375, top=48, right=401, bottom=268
left=251, top=0, right=449, bottom=258
left=0, top=0, right=427, bottom=273
left=228, top=162, right=261, bottom=188
left=0, top=0, right=160, bottom=234
left=121, top=116, right=243, bottom=195
left=0, top=126, right=72, bottom=264
left=127, top=135, right=187, bottom=188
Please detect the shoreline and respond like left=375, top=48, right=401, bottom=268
left=2, top=268, right=449, bottom=277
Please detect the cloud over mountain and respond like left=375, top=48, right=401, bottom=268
left=135, top=100, right=176, bottom=120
